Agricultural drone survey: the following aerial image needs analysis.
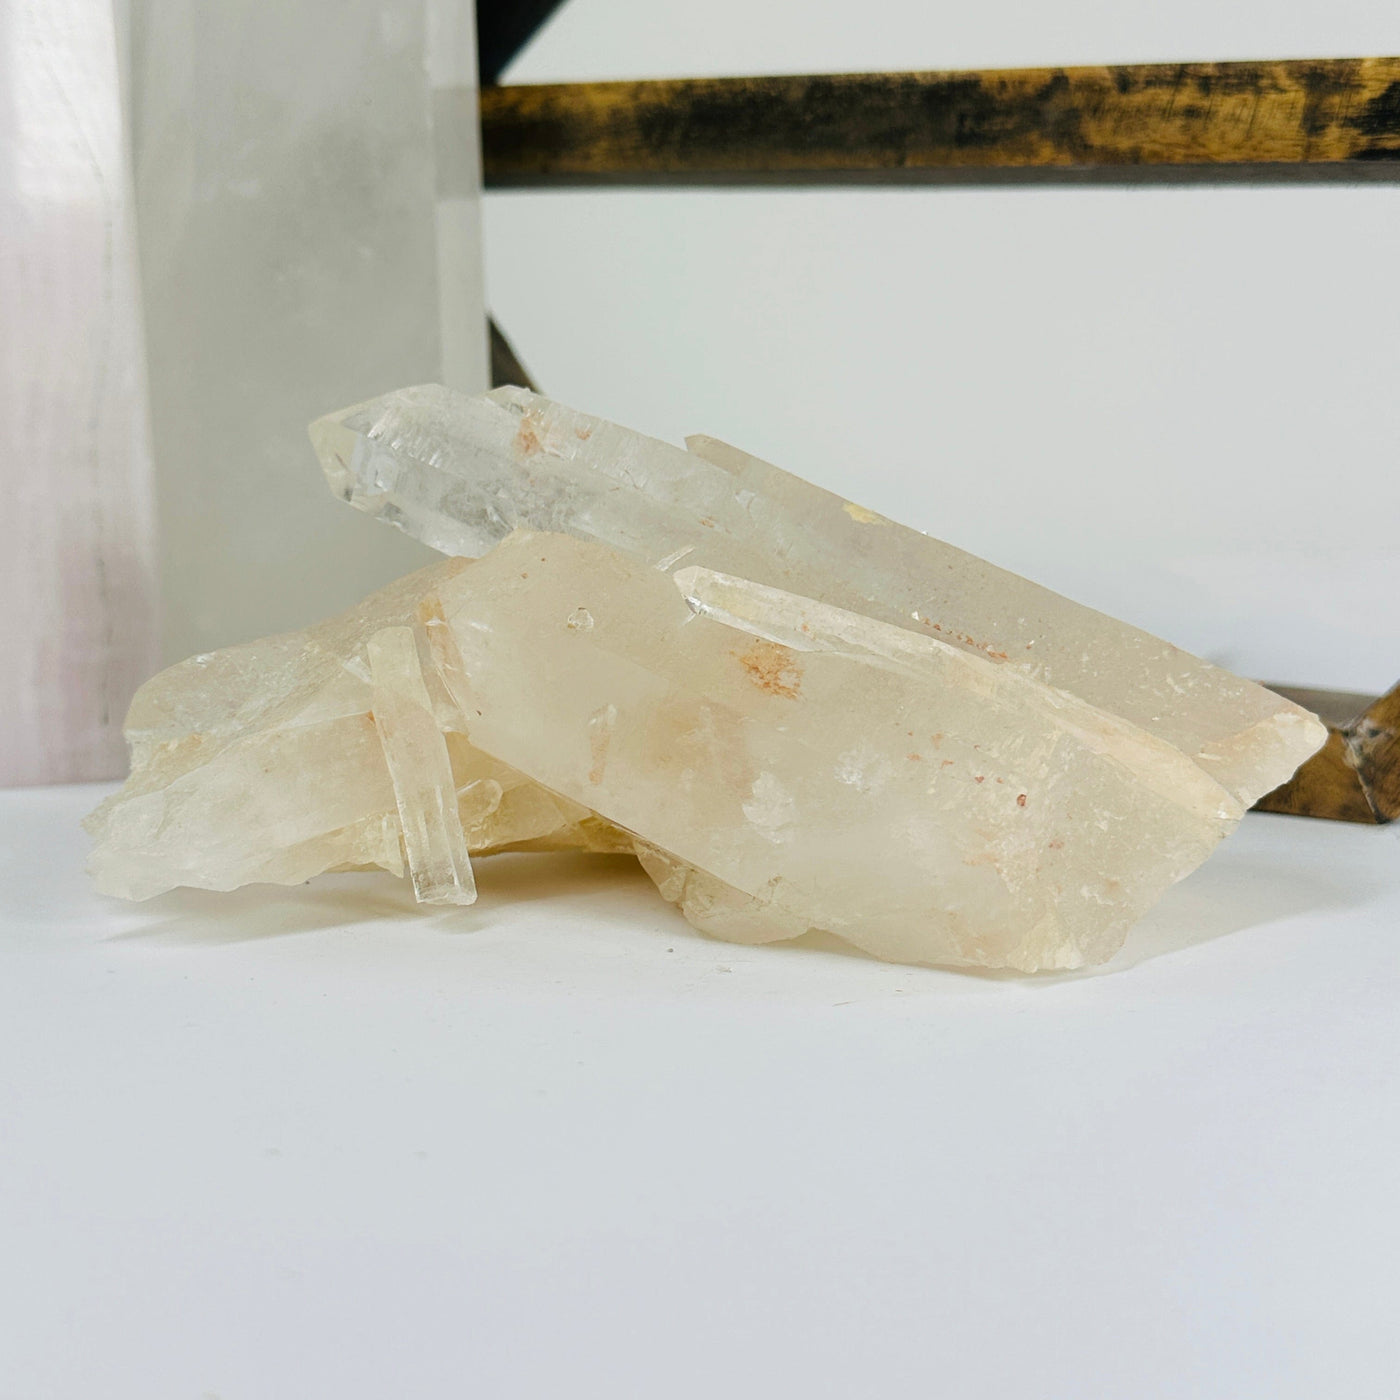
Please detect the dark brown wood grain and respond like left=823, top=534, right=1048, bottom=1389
left=481, top=59, right=1400, bottom=185
left=1255, top=682, right=1400, bottom=824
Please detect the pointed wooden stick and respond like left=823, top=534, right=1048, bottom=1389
left=1255, top=683, right=1400, bottom=823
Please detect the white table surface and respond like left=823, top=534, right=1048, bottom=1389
left=2, top=782, right=1397, bottom=1399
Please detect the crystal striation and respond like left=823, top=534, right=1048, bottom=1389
left=86, top=387, right=1329, bottom=972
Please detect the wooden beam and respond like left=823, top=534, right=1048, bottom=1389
left=481, top=58, right=1400, bottom=185
left=476, top=0, right=569, bottom=88
left=1254, top=682, right=1400, bottom=824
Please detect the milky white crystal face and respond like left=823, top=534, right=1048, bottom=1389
left=311, top=384, right=1326, bottom=808
left=425, top=531, right=1247, bottom=971
left=91, top=529, right=1268, bottom=970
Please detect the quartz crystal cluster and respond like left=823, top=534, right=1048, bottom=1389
left=86, top=387, right=1328, bottom=971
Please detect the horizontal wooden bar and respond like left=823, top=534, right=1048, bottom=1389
left=481, top=58, right=1400, bottom=186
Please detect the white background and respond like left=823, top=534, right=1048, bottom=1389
left=486, top=0, right=1400, bottom=694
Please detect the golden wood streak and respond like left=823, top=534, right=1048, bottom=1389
left=481, top=58, right=1400, bottom=184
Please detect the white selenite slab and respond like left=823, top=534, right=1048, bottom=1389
left=126, top=0, right=488, bottom=664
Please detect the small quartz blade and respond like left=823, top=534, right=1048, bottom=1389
left=367, top=625, right=477, bottom=906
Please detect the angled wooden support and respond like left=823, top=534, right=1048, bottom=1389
left=476, top=0, right=569, bottom=87
left=475, top=3, right=558, bottom=394
left=488, top=316, right=539, bottom=391
left=1255, top=683, right=1400, bottom=823
left=481, top=58, right=1400, bottom=186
